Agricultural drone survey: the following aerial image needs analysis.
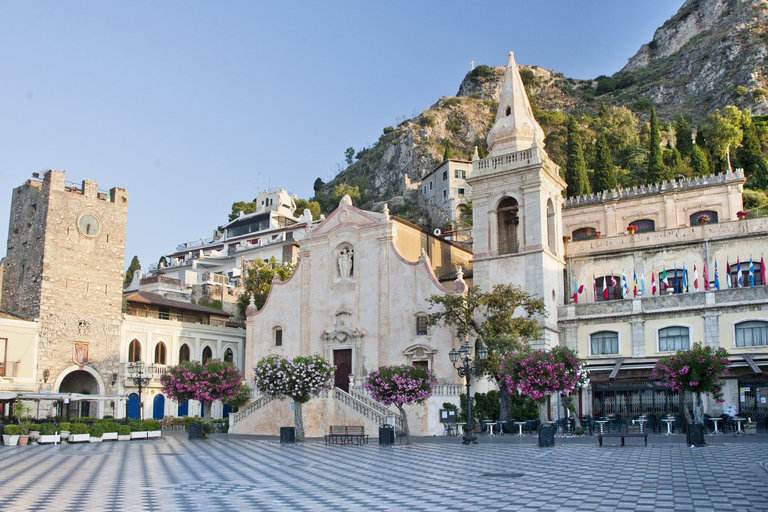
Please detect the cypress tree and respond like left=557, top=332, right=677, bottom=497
left=565, top=117, right=590, bottom=197
left=690, top=144, right=709, bottom=177
left=674, top=115, right=694, bottom=158
left=738, top=121, right=768, bottom=188
left=124, top=256, right=141, bottom=286
left=593, top=134, right=618, bottom=193
left=647, top=108, right=669, bottom=183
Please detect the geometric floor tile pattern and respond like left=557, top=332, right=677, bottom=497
left=1, top=432, right=767, bottom=511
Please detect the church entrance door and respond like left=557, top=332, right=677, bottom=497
left=333, top=349, right=352, bottom=393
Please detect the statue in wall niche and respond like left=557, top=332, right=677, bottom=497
left=338, top=247, right=354, bottom=280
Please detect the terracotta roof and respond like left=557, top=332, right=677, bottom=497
left=124, top=291, right=230, bottom=317
left=438, top=267, right=473, bottom=282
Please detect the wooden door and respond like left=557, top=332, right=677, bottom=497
left=334, top=349, right=352, bottom=392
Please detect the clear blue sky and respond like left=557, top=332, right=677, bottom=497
left=0, top=1, right=682, bottom=270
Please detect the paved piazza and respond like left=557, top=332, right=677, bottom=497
left=1, top=432, right=767, bottom=511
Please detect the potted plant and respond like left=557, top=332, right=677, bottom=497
left=101, top=421, right=119, bottom=441
left=39, top=423, right=60, bottom=444
left=89, top=424, right=104, bottom=443
left=737, top=210, right=749, bottom=220
left=562, top=235, right=571, bottom=242
left=130, top=421, right=148, bottom=440
left=627, top=224, right=638, bottom=235
left=144, top=419, right=162, bottom=438
left=117, top=425, right=131, bottom=441
left=3, top=424, right=20, bottom=446
left=745, top=418, right=757, bottom=435
left=69, top=422, right=90, bottom=443
left=13, top=401, right=33, bottom=446
left=697, top=213, right=710, bottom=225
left=29, top=423, right=42, bottom=443
left=594, top=231, right=602, bottom=239
left=59, top=422, right=71, bottom=442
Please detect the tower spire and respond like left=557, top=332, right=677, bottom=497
left=486, top=51, right=546, bottom=156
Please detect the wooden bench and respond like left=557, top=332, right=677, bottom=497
left=324, top=425, right=369, bottom=445
left=597, top=432, right=648, bottom=447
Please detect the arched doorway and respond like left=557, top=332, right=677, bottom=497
left=153, top=394, right=165, bottom=420
left=59, top=370, right=100, bottom=418
left=127, top=393, right=140, bottom=419
left=178, top=400, right=189, bottom=416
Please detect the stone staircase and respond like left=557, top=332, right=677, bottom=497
left=230, top=392, right=275, bottom=428
left=415, top=194, right=454, bottom=230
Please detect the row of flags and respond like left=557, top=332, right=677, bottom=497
left=573, top=257, right=766, bottom=303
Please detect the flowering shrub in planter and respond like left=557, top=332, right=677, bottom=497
left=69, top=423, right=90, bottom=443
left=253, top=354, right=334, bottom=442
left=653, top=342, right=730, bottom=424
left=364, top=365, right=437, bottom=445
left=499, top=346, right=586, bottom=400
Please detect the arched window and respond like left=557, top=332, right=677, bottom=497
left=628, top=219, right=655, bottom=233
left=595, top=275, right=620, bottom=301
left=497, top=197, right=519, bottom=255
left=224, top=348, right=234, bottom=363
left=659, top=268, right=688, bottom=295
left=572, top=227, right=597, bottom=241
left=202, top=346, right=213, bottom=364
left=728, top=260, right=763, bottom=287
left=154, top=342, right=167, bottom=365
left=659, top=326, right=690, bottom=352
left=735, top=321, right=768, bottom=347
left=179, top=344, right=190, bottom=363
left=128, top=339, right=141, bottom=363
left=591, top=331, right=619, bottom=355
left=546, top=199, right=556, bottom=254
left=690, top=210, right=718, bottom=225
left=274, top=328, right=283, bottom=347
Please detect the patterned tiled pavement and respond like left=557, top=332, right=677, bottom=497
left=1, top=431, right=767, bottom=511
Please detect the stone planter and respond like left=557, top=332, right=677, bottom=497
left=69, top=433, right=90, bottom=443
left=38, top=434, right=61, bottom=445
left=59, top=431, right=70, bottom=442
left=745, top=425, right=757, bottom=435
left=2, top=434, right=19, bottom=446
left=30, top=431, right=41, bottom=442
left=130, top=431, right=148, bottom=440
left=102, top=432, right=118, bottom=441
left=117, top=435, right=131, bottom=441
left=147, top=430, right=162, bottom=438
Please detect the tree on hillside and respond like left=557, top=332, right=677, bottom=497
left=252, top=354, right=335, bottom=442
left=237, top=257, right=296, bottom=315
left=313, top=177, right=325, bottom=194
left=647, top=108, right=671, bottom=183
left=593, top=134, right=618, bottom=193
left=344, top=147, right=355, bottom=167
left=738, top=120, right=768, bottom=189
left=124, top=256, right=141, bottom=287
left=690, top=144, right=710, bottom=177
left=564, top=117, right=590, bottom=197
left=701, top=106, right=746, bottom=173
left=293, top=198, right=321, bottom=220
left=161, top=359, right=247, bottom=427
left=333, top=183, right=361, bottom=204
left=426, top=284, right=546, bottom=424
left=674, top=115, right=694, bottom=158
left=364, top=365, right=437, bottom=445
left=229, top=200, right=257, bottom=221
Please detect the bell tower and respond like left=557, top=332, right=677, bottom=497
left=467, top=52, right=566, bottom=348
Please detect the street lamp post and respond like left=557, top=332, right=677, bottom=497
left=449, top=340, right=488, bottom=445
left=128, top=361, right=151, bottom=420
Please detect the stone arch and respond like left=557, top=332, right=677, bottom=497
left=403, top=343, right=438, bottom=369
left=546, top=198, right=557, bottom=254
left=496, top=196, right=520, bottom=255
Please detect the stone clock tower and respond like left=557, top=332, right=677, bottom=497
left=467, top=52, right=567, bottom=349
left=1, top=169, right=128, bottom=406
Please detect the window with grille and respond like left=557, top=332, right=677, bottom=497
left=202, top=346, right=213, bottom=363
left=591, top=331, right=619, bottom=355
left=659, top=269, right=688, bottom=295
left=689, top=210, right=718, bottom=225
left=659, top=326, right=690, bottom=352
left=275, top=328, right=283, bottom=346
left=728, top=261, right=763, bottom=287
left=416, top=315, right=428, bottom=336
left=629, top=219, right=655, bottom=233
left=179, top=344, right=190, bottom=363
left=572, top=227, right=597, bottom=241
left=595, top=275, right=621, bottom=301
left=735, top=321, right=768, bottom=347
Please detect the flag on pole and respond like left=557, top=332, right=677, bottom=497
left=633, top=270, right=638, bottom=297
left=661, top=268, right=668, bottom=291
left=573, top=278, right=578, bottom=303
left=726, top=258, right=731, bottom=289
left=737, top=258, right=743, bottom=287
left=682, top=264, right=688, bottom=293
left=693, top=264, right=699, bottom=292
left=761, top=256, right=766, bottom=286
left=602, top=276, right=609, bottom=300
left=749, top=258, right=755, bottom=287
left=673, top=267, right=678, bottom=293
left=703, top=262, right=709, bottom=291
left=593, top=274, right=597, bottom=302
left=715, top=260, right=721, bottom=290
left=622, top=273, right=628, bottom=299
left=653, top=271, right=658, bottom=295
left=580, top=276, right=586, bottom=301
left=641, top=270, right=646, bottom=296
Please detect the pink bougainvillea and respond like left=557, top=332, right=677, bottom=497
left=653, top=342, right=730, bottom=403
left=498, top=346, right=586, bottom=400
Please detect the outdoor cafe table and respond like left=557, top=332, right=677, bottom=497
left=733, top=417, right=746, bottom=434
left=632, top=418, right=647, bottom=433
left=662, top=418, right=675, bottom=435
left=709, top=417, right=723, bottom=434
left=513, top=421, right=527, bottom=437
left=595, top=420, right=609, bottom=434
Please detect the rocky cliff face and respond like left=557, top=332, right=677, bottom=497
left=618, top=0, right=768, bottom=119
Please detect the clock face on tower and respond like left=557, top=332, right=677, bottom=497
left=77, top=213, right=100, bottom=237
